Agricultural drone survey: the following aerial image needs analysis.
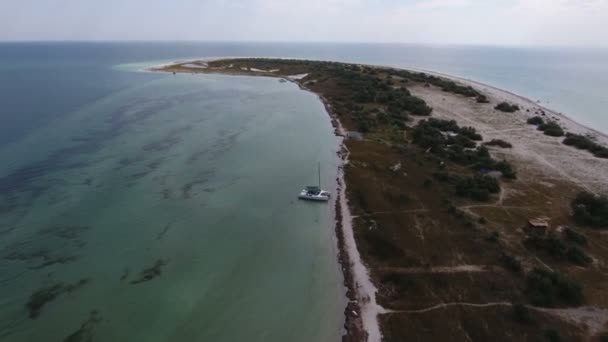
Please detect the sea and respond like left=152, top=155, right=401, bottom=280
left=0, top=42, right=607, bottom=341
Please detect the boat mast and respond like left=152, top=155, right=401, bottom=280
left=318, top=162, right=321, bottom=188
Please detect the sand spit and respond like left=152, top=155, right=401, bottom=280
left=151, top=58, right=608, bottom=341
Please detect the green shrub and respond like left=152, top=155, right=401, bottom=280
left=484, top=139, right=512, bottom=148
left=485, top=231, right=500, bottom=243
left=495, top=102, right=520, bottom=112
left=567, top=246, right=593, bottom=266
left=524, top=268, right=583, bottom=307
left=524, top=232, right=591, bottom=266
left=459, top=126, right=482, bottom=141
left=455, top=175, right=500, bottom=201
left=494, top=160, right=517, bottom=179
left=563, top=227, right=587, bottom=246
left=512, top=302, right=533, bottom=325
left=563, top=133, right=608, bottom=159
left=527, top=116, right=545, bottom=125
left=500, top=253, right=522, bottom=273
left=363, top=227, right=404, bottom=261
left=544, top=329, right=561, bottom=342
left=538, top=121, right=565, bottom=137
left=572, top=192, right=608, bottom=228
left=476, top=94, right=489, bottom=103
left=389, top=70, right=483, bottom=98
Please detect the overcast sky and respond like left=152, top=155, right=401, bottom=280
left=1, top=0, right=607, bottom=46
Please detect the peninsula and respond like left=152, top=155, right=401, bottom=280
left=153, top=58, right=608, bottom=342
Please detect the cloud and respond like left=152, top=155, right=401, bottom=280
left=0, top=0, right=607, bottom=46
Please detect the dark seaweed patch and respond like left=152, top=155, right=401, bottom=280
left=142, top=135, right=180, bottom=152
left=29, top=256, right=79, bottom=270
left=0, top=225, right=17, bottom=236
left=129, top=259, right=167, bottom=285
left=27, top=279, right=89, bottom=318
left=157, top=222, right=173, bottom=240
left=62, top=310, right=102, bottom=342
left=119, top=268, right=130, bottom=282
left=147, top=158, right=165, bottom=170
left=181, top=180, right=207, bottom=199
left=128, top=171, right=151, bottom=181
left=113, top=157, right=144, bottom=171
left=180, top=170, right=215, bottom=199
left=0, top=94, right=190, bottom=210
left=161, top=188, right=173, bottom=199
left=38, top=225, right=90, bottom=240
left=4, top=225, right=89, bottom=269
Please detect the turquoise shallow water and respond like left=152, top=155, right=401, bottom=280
left=0, top=73, right=343, bottom=341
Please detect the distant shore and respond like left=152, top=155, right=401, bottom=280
left=147, top=58, right=608, bottom=143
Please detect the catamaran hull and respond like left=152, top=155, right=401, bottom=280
left=298, top=194, right=330, bottom=202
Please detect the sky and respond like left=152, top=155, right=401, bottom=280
left=1, top=0, right=607, bottom=46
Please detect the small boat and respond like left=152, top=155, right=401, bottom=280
left=298, top=163, right=330, bottom=202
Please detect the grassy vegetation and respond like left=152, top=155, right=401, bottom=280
left=572, top=191, right=608, bottom=228
left=384, top=69, right=484, bottom=98
left=500, top=253, right=523, bottom=273
left=537, top=121, right=565, bottom=137
left=563, top=227, right=587, bottom=246
left=495, top=102, right=520, bottom=113
left=524, top=232, right=592, bottom=266
left=512, top=302, right=533, bottom=325
left=563, top=133, right=608, bottom=158
left=527, top=116, right=545, bottom=125
left=484, top=139, right=513, bottom=148
left=524, top=268, right=583, bottom=307
left=455, top=175, right=500, bottom=201
left=412, top=119, right=516, bottom=181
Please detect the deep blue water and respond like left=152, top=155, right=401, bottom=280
left=1, top=42, right=608, bottom=146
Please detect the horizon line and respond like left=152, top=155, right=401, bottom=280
left=0, top=39, right=607, bottom=50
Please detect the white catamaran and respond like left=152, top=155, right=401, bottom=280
left=298, top=163, right=331, bottom=202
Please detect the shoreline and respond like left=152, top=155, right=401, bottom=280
left=149, top=58, right=608, bottom=341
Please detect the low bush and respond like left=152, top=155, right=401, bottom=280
left=459, top=126, right=482, bottom=141
left=527, top=116, right=544, bottom=125
left=563, top=133, right=608, bottom=159
left=484, top=139, right=512, bottom=148
left=538, top=121, right=565, bottom=137
left=362, top=228, right=404, bottom=261
left=485, top=231, right=500, bottom=243
left=455, top=175, right=500, bottom=201
left=524, top=268, right=583, bottom=307
left=524, top=232, right=592, bottom=266
left=566, top=246, right=593, bottom=266
left=563, top=227, right=587, bottom=246
left=476, top=94, right=489, bottom=103
left=512, top=302, right=534, bottom=325
left=495, top=102, right=520, bottom=113
left=493, top=160, right=517, bottom=179
left=544, top=329, right=561, bottom=342
left=500, top=253, right=522, bottom=273
left=572, top=192, right=608, bottom=228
